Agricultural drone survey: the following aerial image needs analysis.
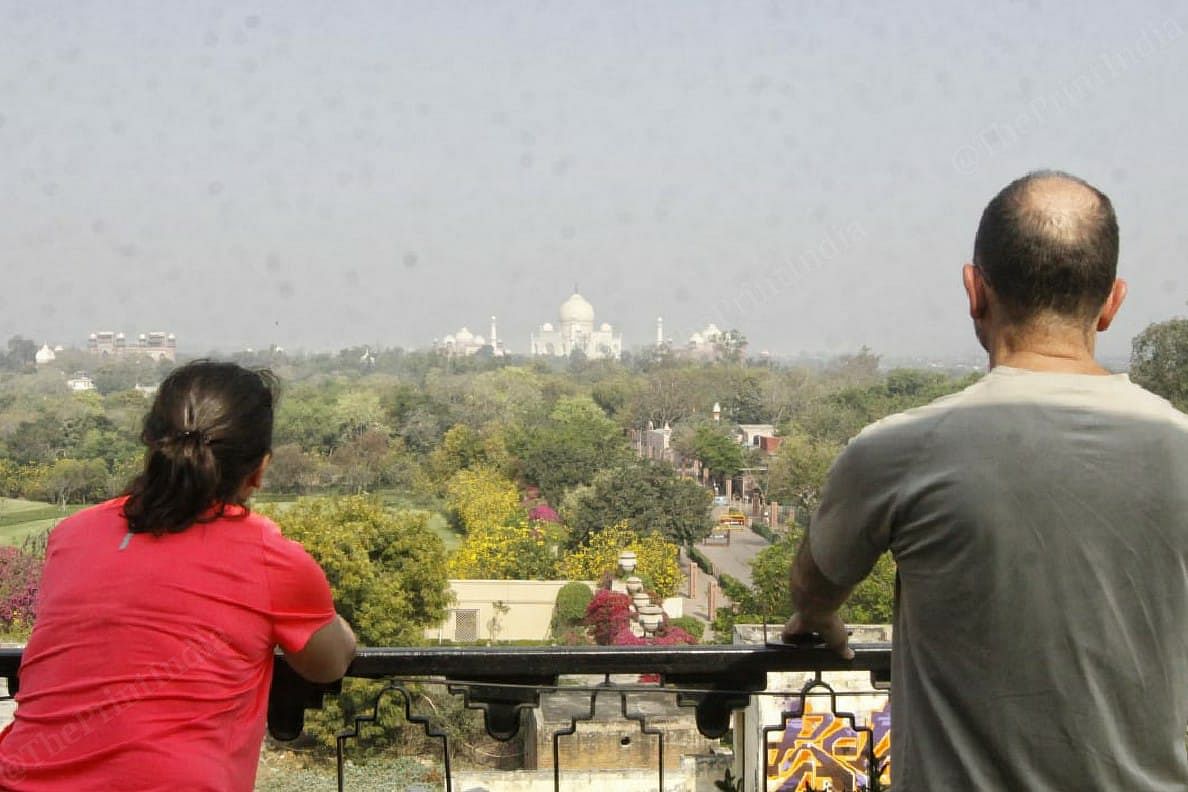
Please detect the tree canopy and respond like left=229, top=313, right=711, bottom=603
left=1131, top=318, right=1188, bottom=411
left=561, top=459, right=712, bottom=547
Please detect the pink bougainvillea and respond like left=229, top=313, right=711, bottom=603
left=651, top=626, right=698, bottom=646
left=528, top=504, right=560, bottom=523
left=611, top=626, right=646, bottom=646
left=0, top=546, right=44, bottom=628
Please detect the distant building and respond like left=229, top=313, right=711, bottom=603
left=88, top=331, right=125, bottom=356
left=685, top=322, right=725, bottom=360
left=734, top=424, right=777, bottom=448
left=137, top=332, right=177, bottom=362
left=639, top=421, right=675, bottom=464
left=530, top=292, right=622, bottom=360
left=438, top=316, right=506, bottom=357
left=66, top=372, right=96, bottom=392
left=88, top=330, right=176, bottom=361
left=35, top=344, right=56, bottom=366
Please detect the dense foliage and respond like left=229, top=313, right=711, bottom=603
left=448, top=518, right=564, bottom=580
left=0, top=546, right=43, bottom=636
left=263, top=496, right=451, bottom=645
left=550, top=581, right=595, bottom=639
left=1131, top=318, right=1188, bottom=411
left=260, top=495, right=452, bottom=752
left=721, top=530, right=897, bottom=632
left=561, top=460, right=713, bottom=547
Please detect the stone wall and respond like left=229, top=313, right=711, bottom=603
left=454, top=753, right=732, bottom=792
left=526, top=688, right=718, bottom=772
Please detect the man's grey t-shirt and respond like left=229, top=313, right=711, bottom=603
left=811, top=366, right=1188, bottom=790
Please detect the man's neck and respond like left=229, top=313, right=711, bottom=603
left=987, top=323, right=1111, bottom=375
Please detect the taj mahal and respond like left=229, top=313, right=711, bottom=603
left=529, top=292, right=623, bottom=360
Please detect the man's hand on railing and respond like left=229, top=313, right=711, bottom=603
left=781, top=611, right=854, bottom=660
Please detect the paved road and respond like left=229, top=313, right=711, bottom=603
left=697, top=526, right=769, bottom=587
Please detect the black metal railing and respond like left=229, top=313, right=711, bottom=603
left=1, top=641, right=894, bottom=791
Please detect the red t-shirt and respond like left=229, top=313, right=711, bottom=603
left=0, top=498, right=336, bottom=791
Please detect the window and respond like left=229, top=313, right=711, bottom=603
left=454, top=610, right=479, bottom=643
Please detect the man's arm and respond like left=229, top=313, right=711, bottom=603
left=782, top=531, right=855, bottom=659
left=283, top=614, right=357, bottom=683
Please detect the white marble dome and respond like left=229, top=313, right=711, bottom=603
left=559, top=292, right=595, bottom=323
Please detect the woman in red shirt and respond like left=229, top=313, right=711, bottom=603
left=0, top=360, right=356, bottom=791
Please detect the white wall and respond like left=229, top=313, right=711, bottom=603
left=425, top=580, right=594, bottom=643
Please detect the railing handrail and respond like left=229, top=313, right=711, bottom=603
left=0, top=642, right=892, bottom=681
left=1, top=641, right=895, bottom=778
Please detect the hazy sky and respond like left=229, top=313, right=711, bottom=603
left=2, top=1, right=1186, bottom=359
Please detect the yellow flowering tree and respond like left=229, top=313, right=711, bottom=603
left=448, top=519, right=563, bottom=580
left=559, top=521, right=682, bottom=598
left=444, top=465, right=520, bottom=533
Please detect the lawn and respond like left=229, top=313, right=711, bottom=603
left=0, top=498, right=84, bottom=546
left=0, top=493, right=464, bottom=553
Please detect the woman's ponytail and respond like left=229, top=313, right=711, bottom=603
left=123, top=361, right=277, bottom=535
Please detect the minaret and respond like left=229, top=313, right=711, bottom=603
left=490, top=315, right=498, bottom=349
left=656, top=316, right=664, bottom=347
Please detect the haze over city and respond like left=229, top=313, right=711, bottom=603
left=2, top=1, right=1186, bottom=359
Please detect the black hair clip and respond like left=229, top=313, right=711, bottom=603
left=177, top=429, right=209, bottom=445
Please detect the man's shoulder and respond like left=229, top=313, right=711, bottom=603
left=849, top=380, right=983, bottom=449
left=1113, top=380, right=1188, bottom=428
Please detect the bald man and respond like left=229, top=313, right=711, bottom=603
left=784, top=171, right=1188, bottom=789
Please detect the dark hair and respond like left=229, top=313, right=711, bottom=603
left=973, top=170, right=1119, bottom=324
left=123, top=360, right=279, bottom=536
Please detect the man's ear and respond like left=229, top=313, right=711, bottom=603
left=1095, top=278, right=1127, bottom=332
left=963, top=264, right=988, bottom=319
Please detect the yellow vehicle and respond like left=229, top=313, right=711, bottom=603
left=717, top=511, right=747, bottom=528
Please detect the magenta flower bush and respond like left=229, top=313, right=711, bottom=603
left=0, top=546, right=44, bottom=630
left=584, top=590, right=632, bottom=645
left=528, top=504, right=560, bottom=523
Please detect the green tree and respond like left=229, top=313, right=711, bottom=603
left=561, top=459, right=712, bottom=547
left=90, top=356, right=167, bottom=395
left=1131, top=318, right=1188, bottom=410
left=550, top=582, right=595, bottom=638
left=263, top=495, right=451, bottom=644
left=40, top=458, right=108, bottom=506
left=765, top=432, right=842, bottom=516
left=260, top=496, right=452, bottom=752
left=331, top=430, right=415, bottom=494
left=332, top=391, right=386, bottom=441
left=3, top=336, right=36, bottom=370
left=420, top=424, right=514, bottom=496
left=512, top=395, right=630, bottom=503
left=274, top=386, right=340, bottom=453
left=265, top=443, right=320, bottom=493
left=683, top=424, right=745, bottom=486
left=730, top=532, right=896, bottom=625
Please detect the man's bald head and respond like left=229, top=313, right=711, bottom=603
left=973, top=170, right=1119, bottom=325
